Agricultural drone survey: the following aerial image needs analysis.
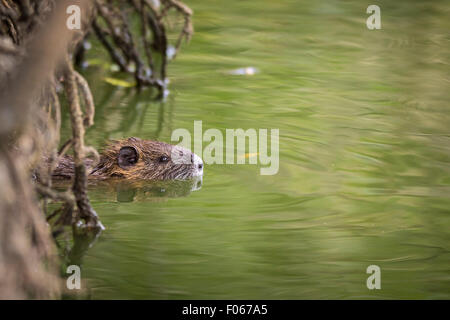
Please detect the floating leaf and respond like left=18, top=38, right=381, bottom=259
left=241, top=152, right=260, bottom=159
left=103, top=77, right=136, bottom=87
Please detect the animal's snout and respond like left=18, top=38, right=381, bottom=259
left=192, top=153, right=204, bottom=177
left=190, top=153, right=203, bottom=168
left=171, top=146, right=204, bottom=177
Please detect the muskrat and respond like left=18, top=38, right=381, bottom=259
left=53, top=137, right=204, bottom=180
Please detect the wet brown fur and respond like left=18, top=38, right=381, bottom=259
left=53, top=137, right=200, bottom=181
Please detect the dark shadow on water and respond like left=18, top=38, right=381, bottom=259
left=84, top=85, right=174, bottom=142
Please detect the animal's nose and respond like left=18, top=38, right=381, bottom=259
left=190, top=152, right=204, bottom=176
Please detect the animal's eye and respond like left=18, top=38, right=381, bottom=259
left=159, top=156, right=170, bottom=163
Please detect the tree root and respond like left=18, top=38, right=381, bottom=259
left=0, top=0, right=192, bottom=298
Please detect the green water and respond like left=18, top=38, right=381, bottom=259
left=61, top=0, right=450, bottom=299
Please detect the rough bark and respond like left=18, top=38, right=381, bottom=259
left=0, top=0, right=192, bottom=299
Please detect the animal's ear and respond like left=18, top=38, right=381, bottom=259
left=118, top=146, right=139, bottom=169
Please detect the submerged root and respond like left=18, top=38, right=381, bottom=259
left=0, top=0, right=192, bottom=298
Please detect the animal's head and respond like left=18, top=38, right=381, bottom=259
left=90, top=137, right=203, bottom=180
